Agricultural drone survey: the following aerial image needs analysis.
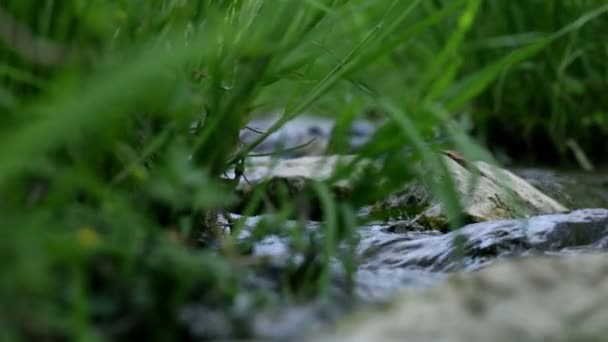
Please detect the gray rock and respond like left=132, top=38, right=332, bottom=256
left=356, top=209, right=608, bottom=301
left=312, top=250, right=608, bottom=342
left=230, top=154, right=568, bottom=227
left=235, top=155, right=360, bottom=184
left=373, top=156, right=568, bottom=230
left=229, top=155, right=368, bottom=218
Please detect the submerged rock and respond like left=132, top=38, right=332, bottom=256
left=235, top=155, right=359, bottom=184
left=312, top=251, right=608, bottom=342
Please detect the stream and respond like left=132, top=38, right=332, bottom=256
left=182, top=115, right=608, bottom=340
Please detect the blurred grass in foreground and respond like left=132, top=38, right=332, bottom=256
left=0, top=0, right=606, bottom=340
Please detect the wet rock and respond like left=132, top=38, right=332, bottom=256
left=355, top=209, right=608, bottom=301
left=225, top=210, right=608, bottom=305
left=311, top=251, right=608, bottom=342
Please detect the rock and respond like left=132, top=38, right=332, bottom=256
left=473, top=160, right=568, bottom=216
left=374, top=156, right=568, bottom=230
left=230, top=154, right=567, bottom=224
left=311, top=251, right=608, bottom=342
left=355, top=209, right=608, bottom=301
left=229, top=155, right=369, bottom=218
left=235, top=155, right=359, bottom=184
left=228, top=210, right=608, bottom=304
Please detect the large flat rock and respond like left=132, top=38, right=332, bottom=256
left=231, top=154, right=567, bottom=226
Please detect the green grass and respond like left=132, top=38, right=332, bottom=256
left=465, top=1, right=608, bottom=165
left=1, top=0, right=607, bottom=340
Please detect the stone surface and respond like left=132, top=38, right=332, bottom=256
left=311, top=251, right=608, bottom=342
left=235, top=154, right=568, bottom=228
left=373, top=156, right=568, bottom=230
left=229, top=155, right=368, bottom=217
left=235, top=155, right=359, bottom=184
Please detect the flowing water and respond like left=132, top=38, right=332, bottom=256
left=183, top=209, right=606, bottom=339
left=182, top=115, right=608, bottom=340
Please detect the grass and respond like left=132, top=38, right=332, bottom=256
left=1, top=0, right=607, bottom=340
left=465, top=1, right=608, bottom=165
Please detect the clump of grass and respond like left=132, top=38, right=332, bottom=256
left=463, top=1, right=608, bottom=165
left=1, top=0, right=605, bottom=340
